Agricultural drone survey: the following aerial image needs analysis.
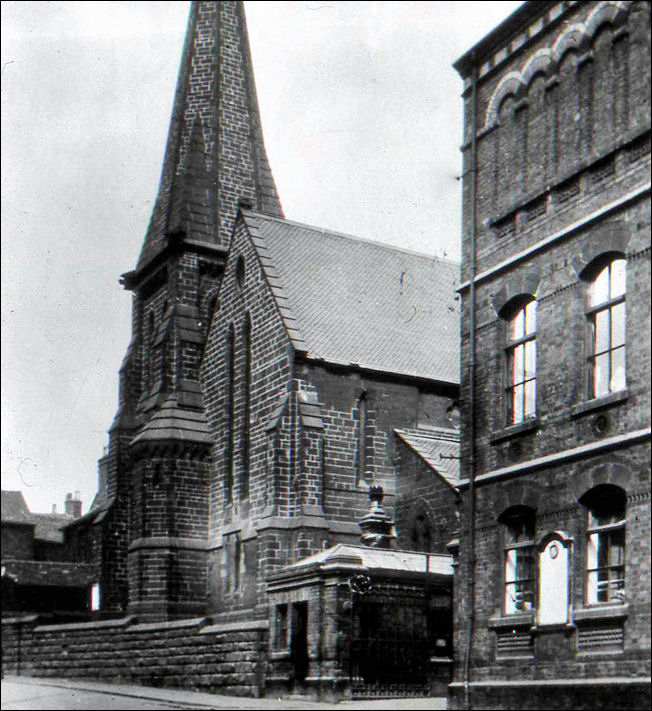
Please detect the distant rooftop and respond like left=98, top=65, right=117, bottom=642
left=1, top=490, right=79, bottom=544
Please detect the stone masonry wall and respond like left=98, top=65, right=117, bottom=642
left=2, top=616, right=268, bottom=698
left=393, top=435, right=460, bottom=554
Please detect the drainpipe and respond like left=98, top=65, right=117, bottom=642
left=462, top=55, right=479, bottom=711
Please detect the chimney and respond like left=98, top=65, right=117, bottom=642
left=64, top=492, right=82, bottom=518
left=52, top=504, right=57, bottom=514
left=359, top=485, right=396, bottom=549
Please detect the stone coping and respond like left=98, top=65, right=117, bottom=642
left=199, top=619, right=268, bottom=634
left=32, top=616, right=135, bottom=632
left=126, top=617, right=206, bottom=633
left=449, top=677, right=651, bottom=688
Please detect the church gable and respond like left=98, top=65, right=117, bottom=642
left=202, top=213, right=295, bottom=531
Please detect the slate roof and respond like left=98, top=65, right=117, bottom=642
left=1, top=490, right=73, bottom=543
left=29, top=513, right=74, bottom=544
left=395, top=427, right=461, bottom=490
left=1, top=559, right=97, bottom=587
left=131, top=393, right=213, bottom=448
left=1, top=490, right=31, bottom=523
left=285, top=542, right=453, bottom=576
left=243, top=211, right=460, bottom=384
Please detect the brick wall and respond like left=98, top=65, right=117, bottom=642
left=1, top=524, right=34, bottom=560
left=454, top=2, right=651, bottom=707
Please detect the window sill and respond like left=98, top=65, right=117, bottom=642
left=488, top=612, right=533, bottom=629
left=269, top=650, right=291, bottom=660
left=571, top=390, right=628, bottom=418
left=490, top=418, right=539, bottom=444
left=531, top=622, right=575, bottom=633
left=574, top=603, right=629, bottom=623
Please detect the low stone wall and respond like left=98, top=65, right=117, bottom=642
left=1, top=615, right=268, bottom=697
left=448, top=679, right=652, bottom=710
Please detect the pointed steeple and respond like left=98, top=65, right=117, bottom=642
left=136, top=0, right=283, bottom=275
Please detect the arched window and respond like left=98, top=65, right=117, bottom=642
left=241, top=313, right=252, bottom=499
left=356, top=391, right=368, bottom=486
left=500, top=506, right=535, bottom=614
left=226, top=324, right=236, bottom=504
left=581, top=484, right=626, bottom=604
left=505, top=299, right=537, bottom=424
left=586, top=257, right=626, bottom=398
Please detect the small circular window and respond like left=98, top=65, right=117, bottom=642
left=235, top=255, right=245, bottom=288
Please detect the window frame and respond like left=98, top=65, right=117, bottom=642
left=500, top=506, right=536, bottom=615
left=504, top=299, right=538, bottom=426
left=585, top=257, right=626, bottom=400
left=582, top=486, right=626, bottom=606
left=274, top=603, right=289, bottom=649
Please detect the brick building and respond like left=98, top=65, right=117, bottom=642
left=2, top=0, right=461, bottom=699
left=1, top=490, right=95, bottom=618
left=450, top=1, right=651, bottom=709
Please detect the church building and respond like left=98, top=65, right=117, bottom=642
left=2, top=1, right=461, bottom=701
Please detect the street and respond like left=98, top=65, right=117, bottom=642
left=1, top=677, right=447, bottom=710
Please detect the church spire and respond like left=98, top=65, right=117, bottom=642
left=136, top=0, right=283, bottom=275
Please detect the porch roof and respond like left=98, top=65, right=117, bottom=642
left=286, top=543, right=453, bottom=576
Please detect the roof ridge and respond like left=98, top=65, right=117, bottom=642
left=241, top=209, right=461, bottom=269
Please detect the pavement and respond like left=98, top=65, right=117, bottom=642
left=1, top=676, right=447, bottom=710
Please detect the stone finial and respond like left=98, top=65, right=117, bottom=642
left=359, top=485, right=396, bottom=549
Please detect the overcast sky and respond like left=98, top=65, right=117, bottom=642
left=1, top=1, right=522, bottom=514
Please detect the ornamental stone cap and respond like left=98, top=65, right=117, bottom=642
left=359, top=485, right=396, bottom=549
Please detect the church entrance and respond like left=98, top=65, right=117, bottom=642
left=290, top=601, right=309, bottom=685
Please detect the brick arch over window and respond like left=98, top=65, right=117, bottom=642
left=488, top=480, right=544, bottom=521
left=551, top=24, right=591, bottom=65
left=570, top=460, right=633, bottom=500
left=570, top=221, right=632, bottom=277
left=521, top=49, right=554, bottom=85
left=585, top=1, right=629, bottom=38
left=491, top=272, right=541, bottom=317
left=481, top=2, right=631, bottom=132
left=483, top=72, right=525, bottom=130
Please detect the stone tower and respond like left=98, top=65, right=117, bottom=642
left=98, top=0, right=282, bottom=620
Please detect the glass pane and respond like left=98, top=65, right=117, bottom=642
left=610, top=347, right=626, bottom=392
left=596, top=569, right=610, bottom=602
left=587, top=532, right=598, bottom=569
left=512, top=344, right=525, bottom=383
left=525, top=340, right=536, bottom=379
left=611, top=302, right=626, bottom=347
left=589, top=265, right=610, bottom=307
left=593, top=353, right=609, bottom=397
left=505, top=582, right=518, bottom=614
left=512, top=383, right=524, bottom=423
left=594, top=309, right=610, bottom=354
left=610, top=259, right=626, bottom=299
left=609, top=535, right=625, bottom=567
left=596, top=533, right=609, bottom=568
left=517, top=548, right=534, bottom=581
left=525, top=301, right=537, bottom=335
left=587, top=570, right=599, bottom=604
left=525, top=379, right=536, bottom=418
left=510, top=308, right=525, bottom=341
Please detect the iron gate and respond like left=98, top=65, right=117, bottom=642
left=349, top=598, right=436, bottom=697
